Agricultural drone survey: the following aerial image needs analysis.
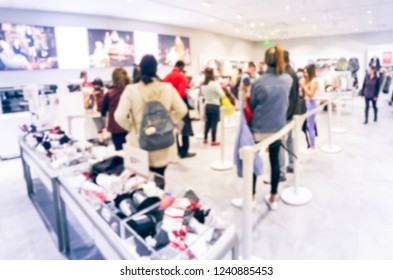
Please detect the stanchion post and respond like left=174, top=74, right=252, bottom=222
left=332, top=92, right=347, bottom=133
left=195, top=96, right=205, bottom=139
left=241, top=146, right=254, bottom=260
left=321, top=98, right=342, bottom=154
left=220, top=107, right=225, bottom=163
left=280, top=117, right=313, bottom=206
left=293, top=116, right=301, bottom=194
left=210, top=107, right=234, bottom=171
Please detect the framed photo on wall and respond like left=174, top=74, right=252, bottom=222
left=0, top=23, right=58, bottom=71
left=158, top=34, right=191, bottom=66
left=88, top=29, right=135, bottom=68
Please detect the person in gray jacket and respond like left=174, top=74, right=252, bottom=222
left=248, top=45, right=292, bottom=210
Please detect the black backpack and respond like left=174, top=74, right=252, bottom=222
left=139, top=90, right=175, bottom=151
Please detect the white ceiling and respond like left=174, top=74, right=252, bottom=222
left=1, top=0, right=393, bottom=41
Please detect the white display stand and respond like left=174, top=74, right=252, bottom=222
left=210, top=159, right=234, bottom=171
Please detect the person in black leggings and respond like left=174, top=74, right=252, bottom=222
left=253, top=140, right=281, bottom=196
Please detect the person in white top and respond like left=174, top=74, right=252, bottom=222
left=299, top=64, right=319, bottom=152
left=200, top=68, right=226, bottom=146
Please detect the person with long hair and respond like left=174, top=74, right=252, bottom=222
left=101, top=68, right=130, bottom=150
left=232, top=45, right=292, bottom=210
left=300, top=64, right=319, bottom=153
left=361, top=66, right=380, bottom=124
left=114, top=55, right=187, bottom=188
left=201, top=67, right=225, bottom=146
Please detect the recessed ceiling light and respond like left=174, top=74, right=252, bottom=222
left=285, top=5, right=290, bottom=10
left=127, top=0, right=132, bottom=2
left=368, top=20, right=373, bottom=24
left=234, top=28, right=240, bottom=33
left=301, top=17, right=306, bottom=22
left=249, top=22, right=255, bottom=28
left=367, top=10, right=372, bottom=14
left=260, top=22, right=265, bottom=27
left=258, top=35, right=263, bottom=39
left=306, top=32, right=311, bottom=36
left=249, top=31, right=254, bottom=35
left=209, top=18, right=216, bottom=22
left=355, top=28, right=359, bottom=32
left=236, top=14, right=243, bottom=20
left=271, top=31, right=276, bottom=35
left=312, top=25, right=317, bottom=30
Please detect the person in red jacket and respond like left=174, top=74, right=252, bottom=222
left=101, top=68, right=130, bottom=150
left=163, top=60, right=196, bottom=158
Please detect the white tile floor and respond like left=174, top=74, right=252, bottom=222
left=0, top=94, right=392, bottom=260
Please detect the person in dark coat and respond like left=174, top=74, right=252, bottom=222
left=163, top=60, right=196, bottom=158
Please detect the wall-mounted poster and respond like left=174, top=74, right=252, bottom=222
left=0, top=23, right=58, bottom=71
left=158, top=34, right=190, bottom=66
left=88, top=29, right=135, bottom=68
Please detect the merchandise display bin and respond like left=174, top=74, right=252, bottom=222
left=58, top=170, right=239, bottom=260
left=19, top=135, right=238, bottom=260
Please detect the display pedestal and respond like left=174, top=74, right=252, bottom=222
left=281, top=187, right=312, bottom=206
left=210, top=160, right=234, bottom=171
left=321, top=144, right=341, bottom=154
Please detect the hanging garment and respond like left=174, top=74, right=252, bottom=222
left=383, top=75, right=392, bottom=94
left=335, top=57, right=348, bottom=71
left=369, top=57, right=381, bottom=72
left=348, top=57, right=360, bottom=88
left=234, top=100, right=263, bottom=178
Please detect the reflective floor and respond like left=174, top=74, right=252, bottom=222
left=1, top=94, right=392, bottom=259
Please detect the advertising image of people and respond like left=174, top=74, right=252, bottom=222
left=0, top=23, right=58, bottom=71
left=88, top=29, right=135, bottom=68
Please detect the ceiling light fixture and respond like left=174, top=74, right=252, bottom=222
left=260, top=22, right=265, bottom=27
left=367, top=10, right=372, bottom=14
left=306, top=32, right=311, bottom=36
left=312, top=25, right=317, bottom=30
left=258, top=35, right=263, bottom=39
left=234, top=28, right=240, bottom=33
left=209, top=18, right=216, bottom=22
left=301, top=17, right=306, bottom=22
left=236, top=14, right=243, bottom=20
left=249, top=22, right=255, bottom=28
left=249, top=31, right=254, bottom=35
left=285, top=5, right=290, bottom=10
left=368, top=20, right=373, bottom=24
left=355, top=28, right=359, bottom=32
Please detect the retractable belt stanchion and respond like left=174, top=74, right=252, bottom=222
left=210, top=107, right=234, bottom=171
left=195, top=96, right=205, bottom=140
left=240, top=146, right=254, bottom=260
left=281, top=115, right=313, bottom=206
left=321, top=98, right=342, bottom=154
left=332, top=92, right=347, bottom=134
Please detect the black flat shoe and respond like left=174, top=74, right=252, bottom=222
left=180, top=153, right=196, bottom=159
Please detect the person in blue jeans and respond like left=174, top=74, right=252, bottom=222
left=300, top=64, right=319, bottom=153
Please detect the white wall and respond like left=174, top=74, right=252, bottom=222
left=258, top=30, right=393, bottom=83
left=0, top=8, right=256, bottom=87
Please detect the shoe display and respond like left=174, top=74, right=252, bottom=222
left=180, top=153, right=196, bottom=159
left=211, top=142, right=220, bottom=146
left=264, top=194, right=278, bottom=210
left=231, top=197, right=256, bottom=209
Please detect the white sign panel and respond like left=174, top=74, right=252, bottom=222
left=123, top=145, right=149, bottom=178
